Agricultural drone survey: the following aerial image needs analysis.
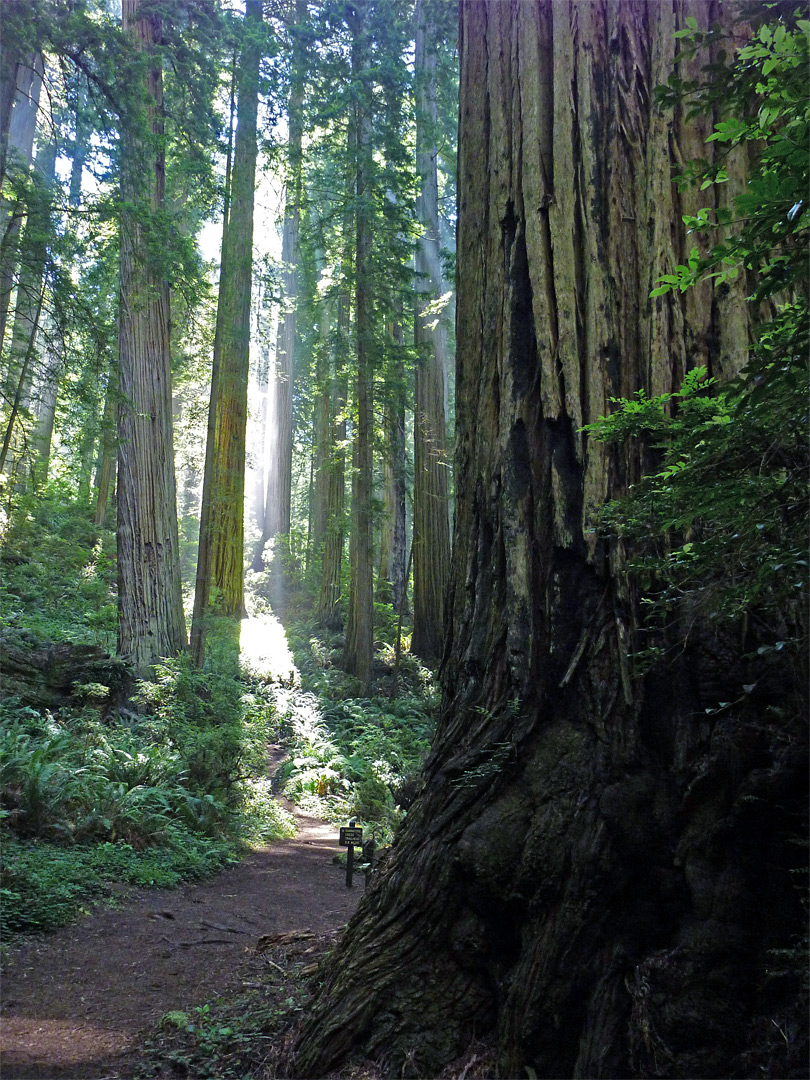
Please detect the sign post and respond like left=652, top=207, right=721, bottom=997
left=339, top=820, right=363, bottom=888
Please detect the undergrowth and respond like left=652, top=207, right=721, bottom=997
left=268, top=616, right=437, bottom=846
left=0, top=492, right=438, bottom=939
left=0, top=485, right=118, bottom=648
left=0, top=657, right=295, bottom=937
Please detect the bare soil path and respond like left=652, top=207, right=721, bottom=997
left=1, top=753, right=361, bottom=1079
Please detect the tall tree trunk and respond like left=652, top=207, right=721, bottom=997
left=290, top=5, right=797, bottom=1079
left=258, top=0, right=306, bottom=558
left=190, top=53, right=237, bottom=668
left=117, top=0, right=186, bottom=676
left=2, top=134, right=56, bottom=481
left=411, top=0, right=450, bottom=663
left=308, top=290, right=332, bottom=574
left=0, top=51, right=43, bottom=357
left=29, top=339, right=60, bottom=487
left=342, top=1, right=374, bottom=690
left=376, top=319, right=406, bottom=611
left=94, top=362, right=118, bottom=527
left=317, top=296, right=347, bottom=627
left=69, top=81, right=89, bottom=209
left=0, top=282, right=44, bottom=479
left=195, top=0, right=262, bottom=639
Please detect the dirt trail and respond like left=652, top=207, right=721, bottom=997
left=0, top=753, right=362, bottom=1079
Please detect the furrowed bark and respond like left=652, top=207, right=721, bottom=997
left=116, top=0, right=186, bottom=676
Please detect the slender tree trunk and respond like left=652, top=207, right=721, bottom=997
left=117, top=0, right=186, bottom=675
left=194, top=1, right=261, bottom=648
left=94, top=362, right=118, bottom=527
left=377, top=318, right=406, bottom=611
left=412, top=0, right=450, bottom=663
left=343, top=1, right=374, bottom=691
left=3, top=135, right=56, bottom=482
left=0, top=282, right=44, bottom=479
left=69, top=84, right=89, bottom=209
left=0, top=51, right=43, bottom=357
left=29, top=340, right=60, bottom=487
left=308, top=291, right=332, bottom=574
left=190, top=54, right=237, bottom=667
left=317, top=299, right=347, bottom=627
left=290, top=6, right=790, bottom=1080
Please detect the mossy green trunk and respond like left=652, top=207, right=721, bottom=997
left=200, top=0, right=262, bottom=625
left=292, top=4, right=804, bottom=1078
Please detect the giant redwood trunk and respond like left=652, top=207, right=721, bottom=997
left=116, top=1, right=186, bottom=675
left=292, top=4, right=805, bottom=1078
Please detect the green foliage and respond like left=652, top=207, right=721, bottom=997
left=0, top=486, right=117, bottom=648
left=0, top=834, right=237, bottom=936
left=654, top=13, right=809, bottom=301
left=275, top=621, right=435, bottom=842
left=0, top=653, right=295, bottom=936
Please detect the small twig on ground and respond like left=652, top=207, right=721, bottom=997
left=262, top=956, right=287, bottom=975
left=200, top=919, right=249, bottom=935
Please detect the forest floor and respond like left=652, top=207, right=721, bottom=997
left=1, top=766, right=362, bottom=1079
left=0, top=614, right=366, bottom=1079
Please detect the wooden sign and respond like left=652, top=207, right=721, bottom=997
left=339, top=826, right=363, bottom=847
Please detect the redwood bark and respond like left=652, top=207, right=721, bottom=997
left=292, top=5, right=803, bottom=1078
left=117, top=0, right=186, bottom=675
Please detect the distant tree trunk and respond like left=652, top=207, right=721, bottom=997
left=258, top=0, right=305, bottom=559
left=376, top=318, right=406, bottom=611
left=68, top=81, right=89, bottom=209
left=0, top=51, right=43, bottom=356
left=0, top=281, right=44, bottom=480
left=190, top=53, right=237, bottom=668
left=291, top=6, right=799, bottom=1080
left=308, top=293, right=332, bottom=572
left=411, top=0, right=450, bottom=663
left=117, top=0, right=186, bottom=676
left=29, top=342, right=61, bottom=488
left=317, top=296, right=347, bottom=627
left=94, top=362, right=118, bottom=527
left=194, top=0, right=261, bottom=642
left=343, top=1, right=374, bottom=690
left=2, top=135, right=56, bottom=482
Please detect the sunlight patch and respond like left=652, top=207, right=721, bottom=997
left=239, top=613, right=298, bottom=683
